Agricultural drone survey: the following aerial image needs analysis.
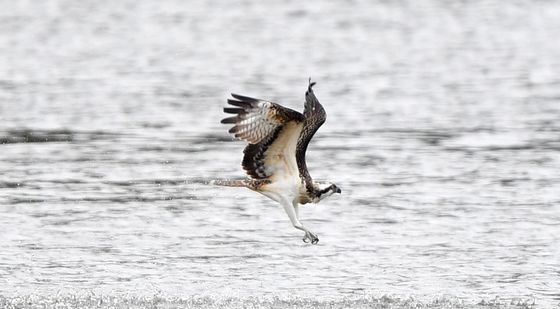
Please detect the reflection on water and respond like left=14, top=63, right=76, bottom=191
left=1, top=0, right=560, bottom=308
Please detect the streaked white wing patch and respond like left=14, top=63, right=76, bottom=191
left=232, top=102, right=279, bottom=144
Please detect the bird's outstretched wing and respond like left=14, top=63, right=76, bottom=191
left=222, top=94, right=304, bottom=179
left=296, top=80, right=327, bottom=191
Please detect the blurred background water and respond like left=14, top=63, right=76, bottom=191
left=1, top=0, right=559, bottom=308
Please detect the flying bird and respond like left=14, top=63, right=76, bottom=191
left=216, top=80, right=341, bottom=244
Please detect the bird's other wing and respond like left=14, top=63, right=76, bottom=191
left=222, top=93, right=304, bottom=179
left=296, top=80, right=327, bottom=190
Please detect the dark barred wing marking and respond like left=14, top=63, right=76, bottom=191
left=296, top=80, right=327, bottom=191
left=241, top=126, right=282, bottom=179
left=221, top=94, right=282, bottom=144
left=222, top=93, right=304, bottom=179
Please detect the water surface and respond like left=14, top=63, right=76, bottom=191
left=1, top=0, right=559, bottom=308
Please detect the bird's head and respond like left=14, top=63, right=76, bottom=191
left=315, top=182, right=342, bottom=201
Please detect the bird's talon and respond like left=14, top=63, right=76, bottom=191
left=302, top=231, right=319, bottom=245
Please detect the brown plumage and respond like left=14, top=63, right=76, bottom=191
left=296, top=81, right=327, bottom=196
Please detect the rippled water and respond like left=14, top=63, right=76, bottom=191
left=1, top=0, right=560, bottom=308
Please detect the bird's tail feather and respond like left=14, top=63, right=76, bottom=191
left=210, top=179, right=248, bottom=187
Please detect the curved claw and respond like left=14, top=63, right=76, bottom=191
left=302, top=231, right=319, bottom=245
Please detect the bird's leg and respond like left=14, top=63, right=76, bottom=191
left=280, top=199, right=318, bottom=244
left=294, top=203, right=319, bottom=244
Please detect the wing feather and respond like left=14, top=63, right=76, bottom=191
left=221, top=93, right=304, bottom=179
left=221, top=94, right=301, bottom=144
left=296, top=80, right=327, bottom=191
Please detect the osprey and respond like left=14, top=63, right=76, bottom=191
left=217, top=80, right=341, bottom=244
